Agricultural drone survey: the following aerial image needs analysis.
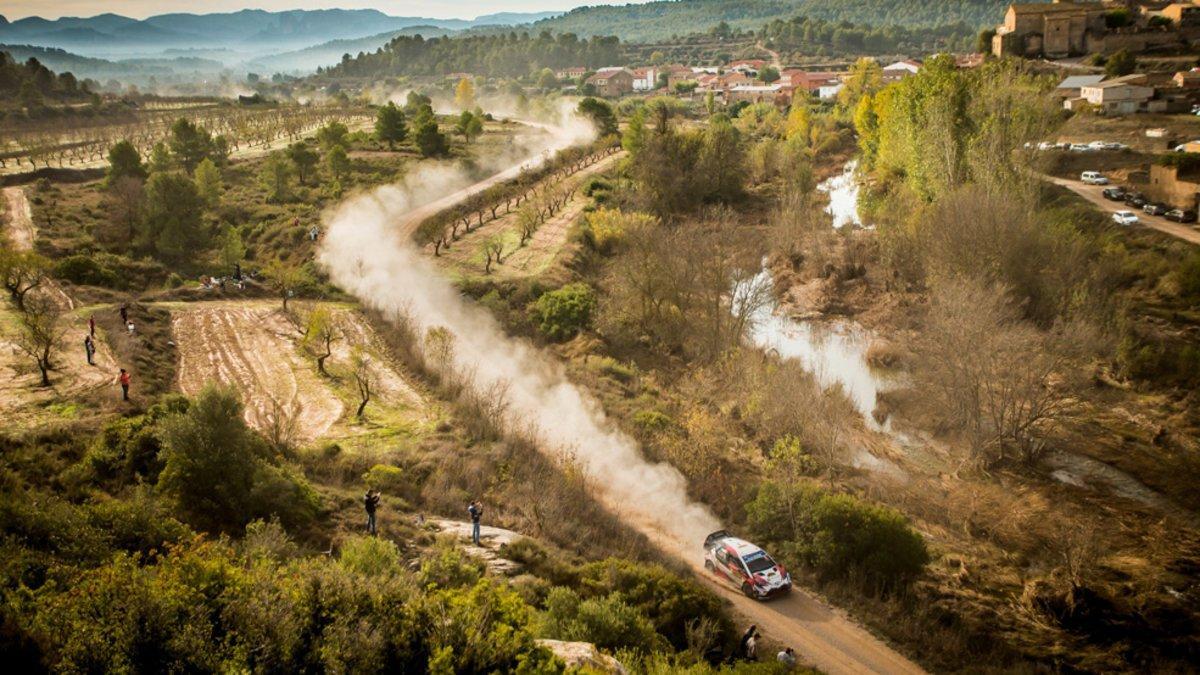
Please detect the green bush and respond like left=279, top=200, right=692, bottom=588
left=529, top=282, right=596, bottom=341
left=339, top=535, right=401, bottom=577
left=632, top=409, right=674, bottom=433
left=54, top=255, right=119, bottom=287
left=1179, top=251, right=1200, bottom=299
left=747, top=480, right=929, bottom=588
left=539, top=587, right=665, bottom=653
left=363, top=464, right=406, bottom=495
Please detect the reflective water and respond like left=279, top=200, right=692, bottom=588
left=817, top=159, right=861, bottom=229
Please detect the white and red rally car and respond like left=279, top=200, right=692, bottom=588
left=703, top=530, right=792, bottom=600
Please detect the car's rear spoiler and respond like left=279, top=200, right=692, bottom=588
left=704, top=529, right=730, bottom=548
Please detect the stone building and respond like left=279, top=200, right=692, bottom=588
left=992, top=0, right=1200, bottom=58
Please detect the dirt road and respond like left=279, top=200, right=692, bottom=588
left=325, top=141, right=926, bottom=674
left=1041, top=173, right=1200, bottom=246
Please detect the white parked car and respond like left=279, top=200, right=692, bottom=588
left=1104, top=142, right=1127, bottom=151
left=1088, top=140, right=1109, bottom=150
left=1113, top=210, right=1139, bottom=226
left=1037, top=141, right=1058, bottom=151
left=1081, top=171, right=1109, bottom=185
left=1069, top=143, right=1094, bottom=152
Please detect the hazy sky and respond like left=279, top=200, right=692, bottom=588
left=2, top=1, right=633, bottom=21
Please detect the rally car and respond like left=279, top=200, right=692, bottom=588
left=703, top=530, right=791, bottom=600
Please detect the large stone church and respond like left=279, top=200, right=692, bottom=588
left=992, top=0, right=1200, bottom=58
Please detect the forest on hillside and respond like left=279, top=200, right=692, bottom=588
left=530, top=0, right=1010, bottom=42
left=324, top=31, right=622, bottom=79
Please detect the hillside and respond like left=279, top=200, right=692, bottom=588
left=531, top=0, right=1014, bottom=42
left=245, top=26, right=456, bottom=75
left=0, top=8, right=562, bottom=56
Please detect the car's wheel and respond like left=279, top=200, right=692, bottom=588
left=704, top=559, right=714, bottom=572
left=741, top=582, right=756, bottom=598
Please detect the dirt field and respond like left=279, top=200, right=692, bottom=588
left=171, top=300, right=428, bottom=444
left=173, top=301, right=345, bottom=443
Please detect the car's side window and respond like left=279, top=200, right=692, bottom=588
left=715, top=547, right=728, bottom=564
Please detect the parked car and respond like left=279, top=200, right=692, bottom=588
left=1088, top=140, right=1109, bottom=150
left=1081, top=171, right=1109, bottom=185
left=703, top=530, right=792, bottom=600
left=1102, top=187, right=1127, bottom=200
left=1124, top=192, right=1148, bottom=208
left=1166, top=209, right=1198, bottom=223
left=1113, top=210, right=1140, bottom=226
left=1069, top=143, right=1094, bottom=152
left=1104, top=142, right=1127, bottom=151
left=1037, top=141, right=1058, bottom=151
left=1143, top=202, right=1169, bottom=216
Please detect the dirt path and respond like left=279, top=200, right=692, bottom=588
left=325, top=144, right=926, bottom=675
left=3, top=186, right=75, bottom=309
left=1040, top=173, right=1200, bottom=245
left=172, top=301, right=344, bottom=443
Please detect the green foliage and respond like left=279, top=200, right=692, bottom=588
left=747, top=480, right=929, bottom=588
left=71, top=396, right=189, bottom=488
left=455, top=110, right=484, bottom=142
left=259, top=151, right=294, bottom=203
left=375, top=101, right=408, bottom=150
left=193, top=158, right=222, bottom=207
left=148, top=142, right=172, bottom=173
left=219, top=225, right=245, bottom=270
left=363, top=464, right=406, bottom=495
left=285, top=141, right=319, bottom=184
left=316, top=120, right=351, bottom=152
left=1105, top=48, right=1136, bottom=77
left=540, top=587, right=666, bottom=653
left=578, top=97, right=618, bottom=136
left=339, top=535, right=401, bottom=577
left=418, top=541, right=486, bottom=589
left=139, top=171, right=208, bottom=262
left=105, top=140, right=146, bottom=186
left=53, top=254, right=118, bottom=287
left=167, top=118, right=217, bottom=173
left=530, top=282, right=596, bottom=340
left=1156, top=151, right=1200, bottom=172
left=326, top=32, right=621, bottom=79
left=623, top=108, right=648, bottom=155
left=1179, top=251, right=1200, bottom=299
left=157, top=386, right=318, bottom=533
left=326, top=145, right=351, bottom=183
left=414, top=118, right=448, bottom=157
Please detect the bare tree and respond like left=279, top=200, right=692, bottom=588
left=914, top=277, right=1075, bottom=467
left=481, top=236, right=505, bottom=274
left=14, top=296, right=63, bottom=387
left=351, top=347, right=373, bottom=420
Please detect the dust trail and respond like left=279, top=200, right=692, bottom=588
left=319, top=116, right=721, bottom=553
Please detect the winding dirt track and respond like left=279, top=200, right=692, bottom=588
left=343, top=143, right=925, bottom=674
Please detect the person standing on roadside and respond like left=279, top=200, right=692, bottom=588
left=777, top=647, right=797, bottom=669
left=467, top=499, right=483, bottom=545
left=88, top=314, right=95, bottom=337
left=739, top=625, right=757, bottom=660
left=118, top=368, right=131, bottom=401
left=84, top=334, right=95, bottom=365
left=119, top=303, right=128, bottom=324
left=364, top=489, right=380, bottom=535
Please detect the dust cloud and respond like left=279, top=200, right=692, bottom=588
left=318, top=113, right=721, bottom=555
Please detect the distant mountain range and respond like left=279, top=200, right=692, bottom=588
left=0, top=8, right=562, bottom=57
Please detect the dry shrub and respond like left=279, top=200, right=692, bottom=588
left=865, top=338, right=904, bottom=369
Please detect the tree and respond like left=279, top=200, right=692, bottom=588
left=148, top=142, right=173, bottom=173
left=481, top=236, right=505, bottom=274
left=105, top=140, right=146, bottom=186
left=578, top=97, right=617, bottom=136
left=259, top=152, right=294, bottom=203
left=836, top=57, right=883, bottom=113
left=303, top=306, right=340, bottom=375
left=262, top=259, right=310, bottom=311
left=157, top=386, right=272, bottom=532
left=759, top=66, right=780, bottom=83
left=18, top=80, right=43, bottom=110
left=977, top=29, right=997, bottom=55
left=140, top=172, right=206, bottom=262
left=326, top=145, right=351, bottom=183
left=351, top=347, right=373, bottom=419
left=699, top=115, right=746, bottom=202
left=414, top=119, right=448, bottom=157
left=1106, top=49, right=1136, bottom=77
left=0, top=248, right=49, bottom=311
left=622, top=108, right=647, bottom=155
left=375, top=102, right=408, bottom=150
left=285, top=141, right=319, bottom=185
left=454, top=77, right=476, bottom=110
left=784, top=98, right=811, bottom=144
left=530, top=283, right=595, bottom=341
left=219, top=226, right=244, bottom=272
left=316, top=121, right=350, bottom=152
left=101, top=176, right=144, bottom=250
left=13, top=295, right=62, bottom=387
left=536, top=68, right=558, bottom=90
left=456, top=111, right=484, bottom=143
left=193, top=158, right=222, bottom=207
left=168, top=118, right=214, bottom=173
